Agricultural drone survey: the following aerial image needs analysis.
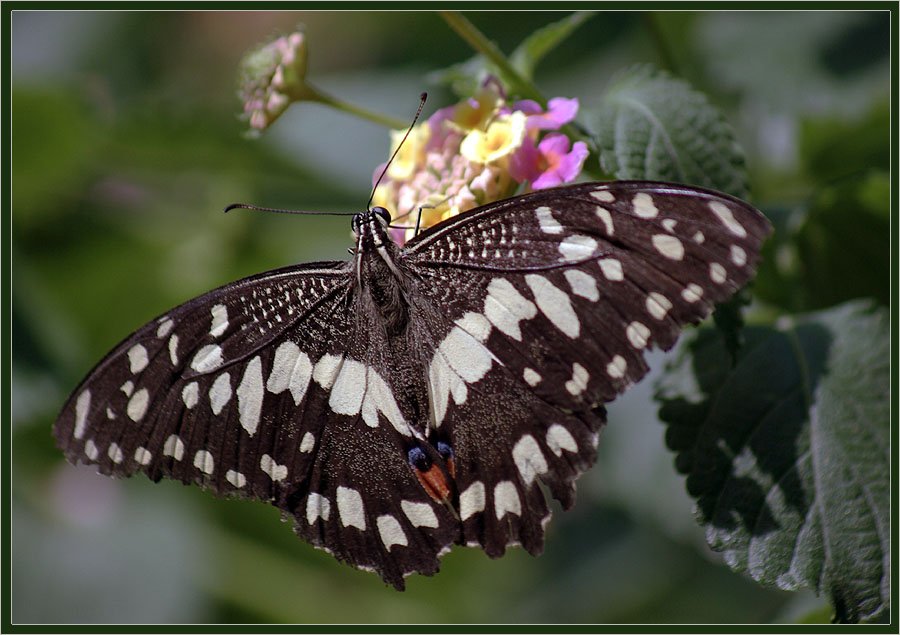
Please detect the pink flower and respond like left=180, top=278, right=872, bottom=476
left=509, top=133, right=589, bottom=190
left=512, top=97, right=580, bottom=132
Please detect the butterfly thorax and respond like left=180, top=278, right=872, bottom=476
left=352, top=208, right=410, bottom=337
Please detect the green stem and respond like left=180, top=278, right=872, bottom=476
left=439, top=11, right=594, bottom=150
left=439, top=11, right=545, bottom=105
left=642, top=13, right=679, bottom=75
left=299, top=84, right=408, bottom=129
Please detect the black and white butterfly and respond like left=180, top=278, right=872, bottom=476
left=54, top=181, right=771, bottom=589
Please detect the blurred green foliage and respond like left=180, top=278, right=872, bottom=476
left=11, top=10, right=888, bottom=624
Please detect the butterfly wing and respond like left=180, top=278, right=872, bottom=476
left=401, top=180, right=771, bottom=554
left=54, top=260, right=458, bottom=589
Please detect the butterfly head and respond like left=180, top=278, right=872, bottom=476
left=351, top=207, right=392, bottom=238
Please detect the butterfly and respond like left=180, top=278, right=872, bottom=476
left=54, top=181, right=771, bottom=589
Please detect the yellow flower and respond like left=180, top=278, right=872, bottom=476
left=386, top=123, right=431, bottom=181
left=460, top=111, right=527, bottom=164
left=450, top=82, right=504, bottom=132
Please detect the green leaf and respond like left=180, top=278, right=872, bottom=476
left=799, top=101, right=890, bottom=185
left=588, top=65, right=748, bottom=198
left=656, top=302, right=890, bottom=623
left=510, top=12, right=595, bottom=79
left=753, top=171, right=889, bottom=312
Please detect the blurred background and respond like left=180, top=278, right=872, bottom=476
left=11, top=10, right=889, bottom=624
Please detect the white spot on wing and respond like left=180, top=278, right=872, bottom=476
left=361, top=367, right=409, bottom=435
left=401, top=500, right=439, bottom=528
left=439, top=327, right=493, bottom=384
left=559, top=234, right=598, bottom=262
left=127, top=388, right=149, bottom=422
left=709, top=201, right=747, bottom=237
left=237, top=356, right=264, bottom=436
left=260, top=453, right=288, bottom=481
left=299, top=432, right=315, bottom=453
left=682, top=283, right=704, bottom=302
left=312, top=353, right=342, bottom=389
left=564, top=269, right=599, bottom=302
left=210, top=304, right=229, bottom=337
left=306, top=493, right=331, bottom=524
left=337, top=486, right=366, bottom=530
left=710, top=262, right=727, bottom=284
left=662, top=218, right=677, bottom=232
left=163, top=435, right=184, bottom=461
left=645, top=292, right=673, bottom=320
left=329, top=359, right=367, bottom=417
left=523, top=367, right=541, bottom=387
left=459, top=481, right=486, bottom=521
left=128, top=344, right=149, bottom=374
left=632, top=192, right=659, bottom=218
left=376, top=515, right=408, bottom=550
left=525, top=274, right=580, bottom=338
left=156, top=318, right=174, bottom=338
left=134, top=447, right=152, bottom=465
left=595, top=206, right=614, bottom=235
left=546, top=424, right=578, bottom=457
left=168, top=334, right=179, bottom=365
left=535, top=206, right=563, bottom=234
left=606, top=355, right=627, bottom=379
left=226, top=470, right=246, bottom=488
left=564, top=363, right=590, bottom=396
left=493, top=481, right=522, bottom=519
left=598, top=258, right=624, bottom=281
left=512, top=434, right=548, bottom=486
left=626, top=321, right=651, bottom=349
left=182, top=382, right=199, bottom=409
left=591, top=189, right=615, bottom=203
left=731, top=244, right=747, bottom=266
left=455, top=312, right=492, bottom=343
left=194, top=449, right=214, bottom=475
left=84, top=439, right=99, bottom=461
left=652, top=234, right=685, bottom=260
left=74, top=390, right=91, bottom=440
left=191, top=344, right=223, bottom=373
left=483, top=278, right=537, bottom=341
left=108, top=443, right=124, bottom=464
left=209, top=373, right=232, bottom=415
left=267, top=341, right=312, bottom=404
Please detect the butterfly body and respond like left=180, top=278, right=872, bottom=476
left=55, top=181, right=771, bottom=589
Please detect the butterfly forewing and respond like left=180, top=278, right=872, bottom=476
left=55, top=180, right=770, bottom=589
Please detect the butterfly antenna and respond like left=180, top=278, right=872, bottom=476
left=223, top=203, right=354, bottom=216
left=414, top=206, right=424, bottom=237
left=367, top=92, right=428, bottom=211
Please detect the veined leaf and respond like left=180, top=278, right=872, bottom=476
left=657, top=302, right=889, bottom=623
left=589, top=65, right=748, bottom=198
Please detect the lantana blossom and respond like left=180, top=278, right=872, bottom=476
left=373, top=81, right=589, bottom=245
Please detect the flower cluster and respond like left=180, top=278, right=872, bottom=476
left=372, top=81, right=589, bottom=244
left=238, top=31, right=308, bottom=133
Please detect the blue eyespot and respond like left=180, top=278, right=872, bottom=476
left=407, top=446, right=431, bottom=471
left=436, top=441, right=454, bottom=461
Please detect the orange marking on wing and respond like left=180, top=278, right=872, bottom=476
left=415, top=464, right=451, bottom=503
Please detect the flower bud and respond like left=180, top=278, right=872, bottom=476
left=238, top=30, right=308, bottom=133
